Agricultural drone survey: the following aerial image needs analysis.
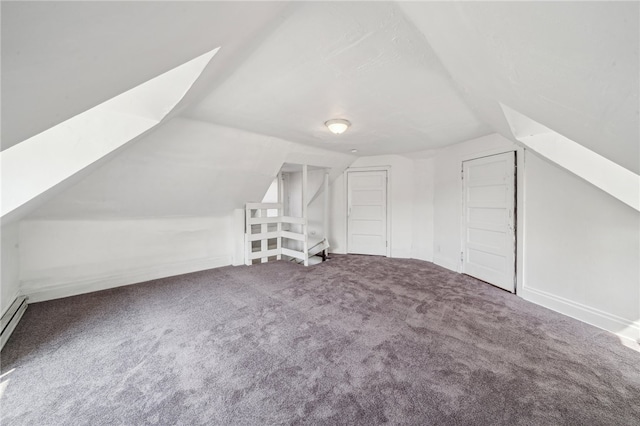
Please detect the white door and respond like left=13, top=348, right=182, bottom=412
left=347, top=170, right=388, bottom=256
left=462, top=152, right=516, bottom=292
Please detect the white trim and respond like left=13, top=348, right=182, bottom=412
left=248, top=216, right=280, bottom=225
left=247, top=231, right=279, bottom=242
left=345, top=166, right=391, bottom=257
left=245, top=202, right=282, bottom=210
left=433, top=255, right=459, bottom=273
left=281, top=230, right=306, bottom=241
left=249, top=248, right=280, bottom=260
left=22, top=256, right=231, bottom=303
left=516, top=148, right=526, bottom=295
left=460, top=151, right=516, bottom=293
left=0, top=295, right=28, bottom=350
left=1, top=289, right=22, bottom=318
left=461, top=148, right=517, bottom=163
left=302, top=164, right=308, bottom=266
left=281, top=247, right=306, bottom=260
left=455, top=146, right=525, bottom=294
left=520, top=286, right=640, bottom=342
left=346, top=165, right=392, bottom=172
left=244, top=203, right=308, bottom=265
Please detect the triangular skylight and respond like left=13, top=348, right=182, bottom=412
left=1, top=48, right=220, bottom=221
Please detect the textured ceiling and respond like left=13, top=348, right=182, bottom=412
left=399, top=1, right=639, bottom=173
left=183, top=2, right=492, bottom=156
left=2, top=1, right=637, bottom=164
left=0, top=1, right=290, bottom=150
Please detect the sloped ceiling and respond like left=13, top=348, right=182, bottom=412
left=399, top=1, right=639, bottom=174
left=184, top=1, right=492, bottom=155
left=2, top=1, right=638, bottom=221
left=26, top=118, right=354, bottom=219
left=2, top=48, right=219, bottom=223
left=1, top=1, right=291, bottom=150
left=4, top=1, right=635, bottom=162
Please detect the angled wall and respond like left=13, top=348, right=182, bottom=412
left=430, top=133, right=639, bottom=342
left=1, top=223, right=20, bottom=315
left=521, top=153, right=639, bottom=341
left=1, top=1, right=289, bottom=149
left=1, top=49, right=219, bottom=224
left=19, top=118, right=354, bottom=302
left=400, top=1, right=639, bottom=174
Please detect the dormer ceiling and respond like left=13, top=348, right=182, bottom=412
left=183, top=1, right=492, bottom=155
left=2, top=1, right=638, bottom=170
left=1, top=1, right=291, bottom=150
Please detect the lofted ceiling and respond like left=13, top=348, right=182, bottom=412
left=0, top=1, right=291, bottom=150
left=399, top=1, right=639, bottom=174
left=3, top=1, right=637, bottom=164
left=183, top=1, right=492, bottom=156
left=1, top=1, right=638, bottom=221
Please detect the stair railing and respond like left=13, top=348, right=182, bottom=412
left=245, top=203, right=308, bottom=266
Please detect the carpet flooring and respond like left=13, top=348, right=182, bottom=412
left=2, top=255, right=639, bottom=425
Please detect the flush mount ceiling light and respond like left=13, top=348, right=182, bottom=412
left=325, top=118, right=351, bottom=135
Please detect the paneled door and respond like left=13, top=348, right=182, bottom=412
left=347, top=170, right=388, bottom=256
left=462, top=152, right=516, bottom=292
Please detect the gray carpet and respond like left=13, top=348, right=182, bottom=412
left=2, top=255, right=639, bottom=425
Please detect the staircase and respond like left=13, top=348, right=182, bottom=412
left=245, top=164, right=331, bottom=267
left=308, top=238, right=330, bottom=259
left=244, top=203, right=329, bottom=266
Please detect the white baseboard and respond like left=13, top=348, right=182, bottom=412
left=22, top=256, right=232, bottom=303
left=1, top=295, right=28, bottom=350
left=391, top=249, right=412, bottom=259
left=433, top=255, right=459, bottom=273
left=520, top=286, right=640, bottom=342
left=410, top=252, right=434, bottom=263
left=1, top=289, right=22, bottom=318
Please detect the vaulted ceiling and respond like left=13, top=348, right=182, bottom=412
left=5, top=1, right=636, bottom=161
left=183, top=1, right=492, bottom=155
left=2, top=1, right=638, bottom=220
left=1, top=1, right=291, bottom=150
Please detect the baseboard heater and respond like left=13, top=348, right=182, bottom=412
left=1, top=296, right=28, bottom=351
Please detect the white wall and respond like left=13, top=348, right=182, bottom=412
left=281, top=168, right=327, bottom=252
left=306, top=169, right=328, bottom=244
left=411, top=157, right=436, bottom=262
left=521, top=153, right=640, bottom=340
left=29, top=118, right=353, bottom=219
left=329, top=173, right=348, bottom=254
left=282, top=170, right=303, bottom=251
left=19, top=217, right=233, bottom=303
left=28, top=118, right=289, bottom=219
left=432, top=134, right=520, bottom=271
left=330, top=155, right=419, bottom=259
left=430, top=132, right=639, bottom=341
left=400, top=1, right=639, bottom=174
left=15, top=118, right=354, bottom=302
left=1, top=223, right=20, bottom=315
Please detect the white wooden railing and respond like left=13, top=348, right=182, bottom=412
left=245, top=203, right=309, bottom=266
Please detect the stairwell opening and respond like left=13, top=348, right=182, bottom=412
left=245, top=163, right=330, bottom=266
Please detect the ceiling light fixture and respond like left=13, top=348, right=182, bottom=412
left=325, top=118, right=351, bottom=135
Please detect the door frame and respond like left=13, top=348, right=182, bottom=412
left=345, top=166, right=391, bottom=257
left=460, top=149, right=522, bottom=293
